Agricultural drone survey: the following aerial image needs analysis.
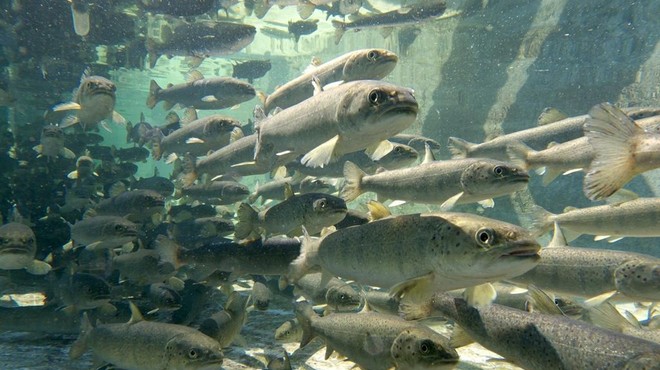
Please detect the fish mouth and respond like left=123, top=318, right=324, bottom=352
left=0, top=247, right=31, bottom=254
left=88, top=89, right=116, bottom=98
left=499, top=244, right=540, bottom=259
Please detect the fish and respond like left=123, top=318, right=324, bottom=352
left=0, top=222, right=51, bottom=275
left=180, top=181, right=249, bottom=205
left=293, top=272, right=362, bottom=312
left=144, top=283, right=182, bottom=313
left=289, top=212, right=541, bottom=302
left=275, top=319, right=303, bottom=343
left=112, top=146, right=150, bottom=163
left=390, top=133, right=442, bottom=153
left=194, top=134, right=272, bottom=180
left=332, top=0, right=447, bottom=44
left=146, top=20, right=256, bottom=68
left=51, top=272, right=114, bottom=313
left=231, top=59, right=272, bottom=83
left=168, top=204, right=217, bottom=224
left=287, top=142, right=419, bottom=178
left=47, top=69, right=126, bottom=132
left=255, top=80, right=418, bottom=169
left=403, top=293, right=660, bottom=370
left=507, top=114, right=660, bottom=185
left=266, top=351, right=291, bottom=370
left=583, top=102, right=660, bottom=200
left=125, top=112, right=156, bottom=147
left=295, top=301, right=459, bottom=370
left=70, top=302, right=224, bottom=370
left=68, top=0, right=89, bottom=36
left=390, top=326, right=460, bottom=370
left=448, top=106, right=660, bottom=161
left=509, top=224, right=660, bottom=305
left=288, top=19, right=319, bottom=42
left=532, top=197, right=660, bottom=242
left=165, top=237, right=302, bottom=282
left=147, top=71, right=256, bottom=111
left=248, top=174, right=326, bottom=204
left=113, top=246, right=177, bottom=286
left=138, top=0, right=216, bottom=16
left=32, top=125, right=75, bottom=161
left=0, top=305, right=80, bottom=334
left=132, top=172, right=175, bottom=197
left=198, top=291, right=250, bottom=348
left=69, top=215, right=139, bottom=251
left=342, top=157, right=529, bottom=209
left=168, top=217, right=235, bottom=247
left=234, top=191, right=347, bottom=240
left=94, top=189, right=165, bottom=223
left=263, top=49, right=398, bottom=114
left=251, top=281, right=272, bottom=310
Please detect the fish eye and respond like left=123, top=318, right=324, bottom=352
left=475, top=228, right=495, bottom=246
left=26, top=237, right=34, bottom=244
left=368, top=90, right=383, bottom=105
left=188, top=349, right=198, bottom=359
left=367, top=50, right=378, bottom=61
left=314, top=198, right=328, bottom=210
left=493, top=166, right=504, bottom=175
left=420, top=340, right=433, bottom=354
left=285, top=330, right=290, bottom=336
left=115, top=224, right=125, bottom=232
left=394, top=146, right=403, bottom=153
left=340, top=294, right=347, bottom=301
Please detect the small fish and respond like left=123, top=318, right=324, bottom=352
left=532, top=197, right=660, bottom=242
left=147, top=71, right=256, bottom=111
left=332, top=0, right=447, bottom=44
left=342, top=157, right=529, bottom=209
left=250, top=281, right=272, bottom=311
left=125, top=112, right=154, bottom=146
left=295, top=301, right=458, bottom=369
left=52, top=272, right=114, bottom=313
left=47, top=70, right=126, bottom=132
left=198, top=291, right=250, bottom=348
left=32, top=125, right=75, bottom=161
left=94, top=189, right=165, bottom=223
left=403, top=293, right=660, bottom=369
left=583, top=102, right=660, bottom=200
left=180, top=181, right=249, bottom=205
left=0, top=222, right=51, bottom=275
left=234, top=192, right=347, bottom=240
left=288, top=19, right=319, bottom=42
left=263, top=49, right=398, bottom=114
left=112, top=146, right=150, bottom=162
left=113, top=247, right=176, bottom=286
left=69, top=215, right=138, bottom=251
left=275, top=319, right=303, bottom=343
left=70, top=302, right=224, bottom=369
left=232, top=59, right=272, bottom=83
left=144, top=283, right=182, bottom=313
left=293, top=272, right=362, bottom=312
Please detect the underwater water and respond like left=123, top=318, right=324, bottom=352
left=0, top=0, right=659, bottom=369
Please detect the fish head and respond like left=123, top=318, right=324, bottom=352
left=343, top=49, right=398, bottom=81
left=101, top=218, right=139, bottom=240
left=148, top=283, right=182, bottom=310
left=164, top=332, right=224, bottom=370
left=41, top=125, right=65, bottom=140
left=337, top=81, right=418, bottom=141
left=77, top=75, right=117, bottom=102
left=436, top=213, right=541, bottom=283
left=225, top=291, right=251, bottom=313
left=216, top=79, right=256, bottom=102
left=203, top=117, right=241, bottom=138
left=132, top=190, right=166, bottom=209
left=460, top=159, right=529, bottom=198
left=325, top=283, right=362, bottom=311
left=274, top=320, right=302, bottom=343
left=299, top=176, right=335, bottom=194
left=391, top=327, right=459, bottom=369
left=309, top=194, right=348, bottom=226
left=375, top=143, right=419, bottom=169
left=614, top=260, right=660, bottom=301
left=0, top=222, right=37, bottom=269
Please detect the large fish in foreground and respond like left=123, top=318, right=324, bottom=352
left=47, top=70, right=126, bottom=132
left=70, top=302, right=224, bottom=370
left=289, top=212, right=540, bottom=302
left=403, top=293, right=660, bottom=370
left=295, top=301, right=459, bottom=370
left=583, top=102, right=660, bottom=200
left=263, top=49, right=398, bottom=114
left=255, top=80, right=418, bottom=169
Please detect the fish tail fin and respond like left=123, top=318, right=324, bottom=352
left=293, top=301, right=317, bottom=347
left=69, top=312, right=93, bottom=359
left=254, top=0, right=272, bottom=18
left=297, top=1, right=315, bottom=19
left=234, top=202, right=260, bottom=240
left=146, top=80, right=161, bottom=109
left=447, top=137, right=475, bottom=159
left=528, top=205, right=555, bottom=236
left=506, top=141, right=535, bottom=171
left=341, top=161, right=366, bottom=202
left=331, top=21, right=346, bottom=44
left=125, top=121, right=133, bottom=143
left=288, top=227, right=320, bottom=283
left=583, top=103, right=641, bottom=200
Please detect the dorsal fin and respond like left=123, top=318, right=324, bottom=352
left=537, top=107, right=568, bottom=125
left=284, top=182, right=294, bottom=199
left=185, top=70, right=204, bottom=83
left=548, top=222, right=568, bottom=248
left=128, top=301, right=144, bottom=324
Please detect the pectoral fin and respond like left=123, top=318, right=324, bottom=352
left=389, top=272, right=435, bottom=302
left=26, top=260, right=52, bottom=275
left=301, top=135, right=340, bottom=168
left=365, top=140, right=394, bottom=161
